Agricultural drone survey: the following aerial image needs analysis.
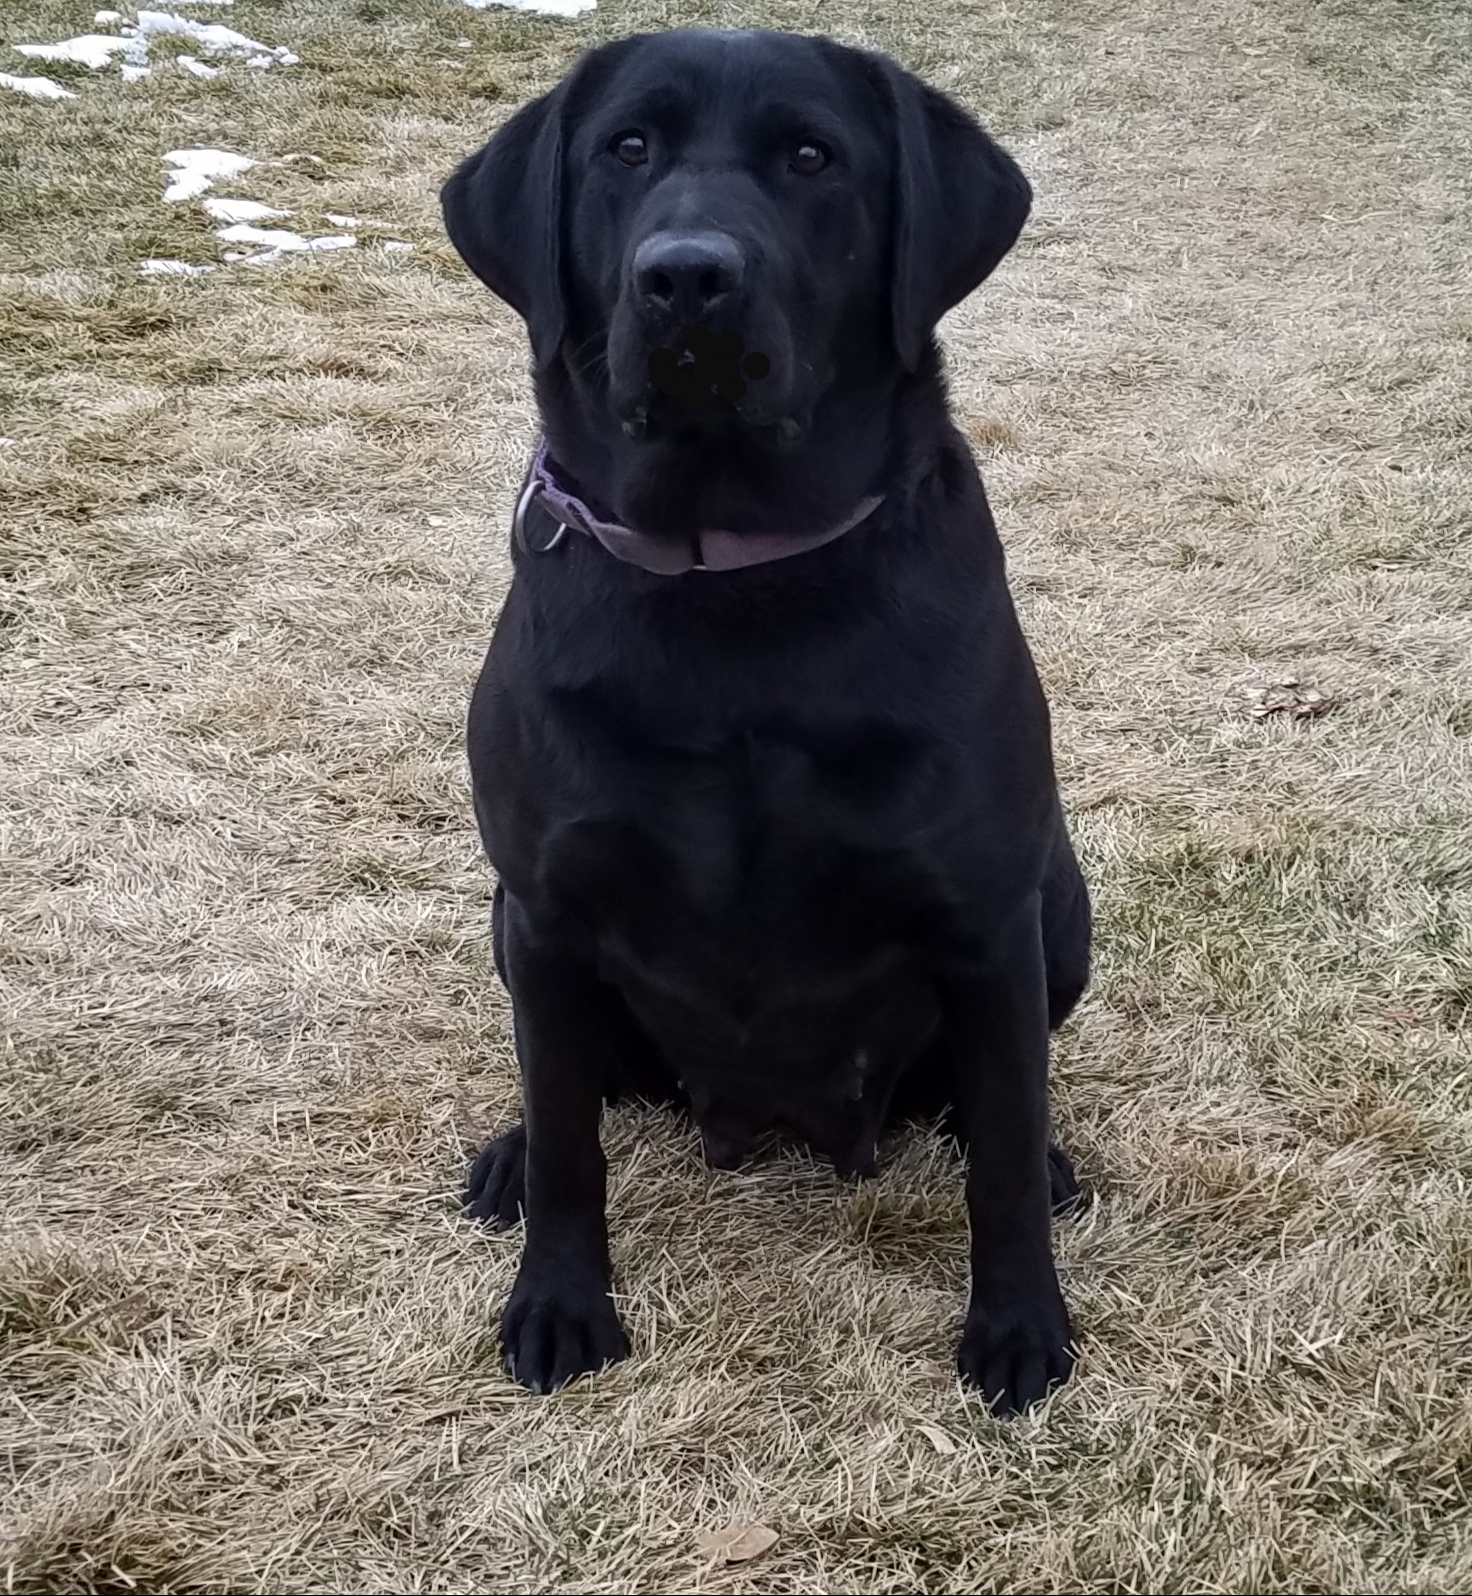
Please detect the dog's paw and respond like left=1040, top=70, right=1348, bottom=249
left=464, top=1124, right=527, bottom=1228
left=1048, top=1141, right=1086, bottom=1216
left=501, top=1268, right=630, bottom=1393
left=957, top=1280, right=1075, bottom=1417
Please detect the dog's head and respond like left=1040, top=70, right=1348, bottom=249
left=443, top=29, right=1029, bottom=535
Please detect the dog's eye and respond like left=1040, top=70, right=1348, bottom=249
left=791, top=140, right=830, bottom=175
left=612, top=131, right=648, bottom=167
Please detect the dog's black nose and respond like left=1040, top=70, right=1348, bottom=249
left=632, top=231, right=745, bottom=322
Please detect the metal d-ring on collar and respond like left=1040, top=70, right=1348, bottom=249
left=512, top=473, right=568, bottom=557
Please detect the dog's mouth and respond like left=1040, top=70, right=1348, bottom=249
left=605, top=314, right=807, bottom=447
left=619, top=360, right=805, bottom=450
left=621, top=392, right=808, bottom=450
left=647, top=326, right=772, bottom=400
left=618, top=325, right=779, bottom=436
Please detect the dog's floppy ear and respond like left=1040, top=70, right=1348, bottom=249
left=882, top=63, right=1032, bottom=372
left=441, top=84, right=567, bottom=368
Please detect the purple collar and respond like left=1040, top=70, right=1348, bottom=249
left=513, top=438, right=884, bottom=576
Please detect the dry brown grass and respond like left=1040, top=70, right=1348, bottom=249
left=3, top=0, right=1471, bottom=1589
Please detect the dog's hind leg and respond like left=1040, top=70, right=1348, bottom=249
left=887, top=825, right=1091, bottom=1215
left=465, top=883, right=529, bottom=1226
left=469, top=884, right=683, bottom=1228
left=1039, top=822, right=1090, bottom=1212
left=1042, top=824, right=1091, bottom=1032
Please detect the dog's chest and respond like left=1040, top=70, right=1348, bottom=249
left=545, top=723, right=946, bottom=1137
left=555, top=718, right=936, bottom=947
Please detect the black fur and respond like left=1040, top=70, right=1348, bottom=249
left=443, top=27, right=1091, bottom=1416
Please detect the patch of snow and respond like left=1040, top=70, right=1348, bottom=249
left=324, top=213, right=362, bottom=227
left=0, top=437, right=16, bottom=446
left=94, top=10, right=123, bottom=23
left=203, top=196, right=289, bottom=223
left=163, top=146, right=256, bottom=201
left=121, top=63, right=149, bottom=80
left=383, top=240, right=413, bottom=253
left=0, top=71, right=77, bottom=99
left=139, top=257, right=214, bottom=275
left=167, top=146, right=256, bottom=177
left=13, top=35, right=131, bottom=70
left=215, top=223, right=356, bottom=254
left=130, top=11, right=298, bottom=68
left=456, top=0, right=595, bottom=13
left=176, top=53, right=219, bottom=78
left=214, top=223, right=310, bottom=250
left=164, top=169, right=210, bottom=201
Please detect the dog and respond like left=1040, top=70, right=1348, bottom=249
left=441, top=26, right=1091, bottom=1416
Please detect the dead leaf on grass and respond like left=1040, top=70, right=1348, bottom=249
left=916, top=1423, right=958, bottom=1455
left=1246, top=677, right=1336, bottom=720
left=695, top=1523, right=779, bottom=1566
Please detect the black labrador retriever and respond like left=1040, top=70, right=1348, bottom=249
left=441, top=26, right=1092, bottom=1417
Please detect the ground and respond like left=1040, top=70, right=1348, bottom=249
left=2, top=0, right=1471, bottom=1590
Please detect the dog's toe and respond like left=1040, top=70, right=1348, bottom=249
left=464, top=1124, right=527, bottom=1228
left=501, top=1270, right=629, bottom=1393
left=957, top=1285, right=1075, bottom=1417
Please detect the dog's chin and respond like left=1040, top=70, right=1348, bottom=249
left=614, top=386, right=810, bottom=451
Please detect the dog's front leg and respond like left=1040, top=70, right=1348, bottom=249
left=944, top=890, right=1075, bottom=1416
left=497, top=893, right=630, bottom=1392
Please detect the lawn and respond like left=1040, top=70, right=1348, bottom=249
left=2, top=0, right=1471, bottom=1590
